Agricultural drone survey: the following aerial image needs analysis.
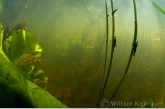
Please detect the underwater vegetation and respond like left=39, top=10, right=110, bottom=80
left=2, top=24, right=47, bottom=89
left=3, top=21, right=28, bottom=40
left=108, top=0, right=138, bottom=102
left=0, top=0, right=165, bottom=108
left=97, top=0, right=163, bottom=108
left=0, top=24, right=67, bottom=107
left=152, top=0, right=165, bottom=15
left=96, top=0, right=112, bottom=107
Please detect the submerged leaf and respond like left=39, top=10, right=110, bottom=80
left=33, top=71, right=46, bottom=80
left=0, top=24, right=67, bottom=107
left=3, top=29, right=39, bottom=63
left=27, top=80, right=67, bottom=108
left=30, top=69, right=48, bottom=89
left=2, top=36, right=11, bottom=54
left=0, top=23, right=3, bottom=50
left=0, top=47, right=67, bottom=107
left=3, top=29, right=47, bottom=89
left=152, top=1, right=165, bottom=15
left=16, top=51, right=40, bottom=66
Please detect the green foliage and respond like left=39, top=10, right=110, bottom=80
left=3, top=29, right=48, bottom=89
left=3, top=29, right=38, bottom=63
left=27, top=80, right=67, bottom=108
left=32, top=69, right=46, bottom=80
left=30, top=67, right=48, bottom=89
left=0, top=24, right=67, bottom=107
left=0, top=52, right=35, bottom=107
left=0, top=24, right=3, bottom=49
left=152, top=1, right=165, bottom=15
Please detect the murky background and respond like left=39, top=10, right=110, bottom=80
left=0, top=0, right=165, bottom=107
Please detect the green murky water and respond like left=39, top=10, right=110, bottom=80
left=1, top=0, right=165, bottom=107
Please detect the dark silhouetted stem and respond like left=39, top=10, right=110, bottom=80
left=109, top=0, right=138, bottom=101
left=96, top=0, right=109, bottom=107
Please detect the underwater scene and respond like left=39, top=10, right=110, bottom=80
left=0, top=0, right=165, bottom=108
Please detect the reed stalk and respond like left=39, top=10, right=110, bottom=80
left=100, top=0, right=116, bottom=103
left=96, top=0, right=109, bottom=107
left=109, top=0, right=138, bottom=101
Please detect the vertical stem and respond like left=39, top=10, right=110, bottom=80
left=133, top=0, right=138, bottom=43
left=97, top=0, right=116, bottom=107
left=109, top=0, right=138, bottom=101
left=103, top=0, right=109, bottom=83
left=96, top=0, right=109, bottom=107
left=124, top=0, right=138, bottom=76
left=101, top=0, right=115, bottom=101
left=107, top=0, right=115, bottom=79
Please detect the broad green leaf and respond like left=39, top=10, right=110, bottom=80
left=33, top=70, right=46, bottom=80
left=3, top=29, right=47, bottom=89
left=30, top=69, right=48, bottom=89
left=0, top=25, right=67, bottom=107
left=0, top=51, right=67, bottom=107
left=27, top=80, right=68, bottom=108
left=3, top=29, right=39, bottom=64
left=0, top=46, right=35, bottom=108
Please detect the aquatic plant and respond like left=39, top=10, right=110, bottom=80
left=97, top=0, right=109, bottom=107
left=109, top=0, right=138, bottom=101
left=0, top=24, right=67, bottom=107
left=152, top=0, right=165, bottom=15
left=96, top=0, right=118, bottom=106
left=79, top=18, right=93, bottom=58
left=2, top=28, right=48, bottom=89
left=3, top=21, right=28, bottom=40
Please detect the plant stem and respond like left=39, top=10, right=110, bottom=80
left=96, top=0, right=109, bottom=107
left=101, top=0, right=116, bottom=102
left=109, top=0, right=138, bottom=101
